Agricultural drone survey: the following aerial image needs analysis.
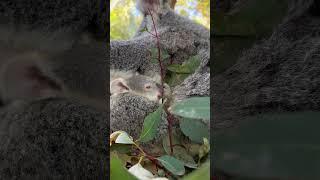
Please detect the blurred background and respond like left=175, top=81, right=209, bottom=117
left=110, top=0, right=210, bottom=40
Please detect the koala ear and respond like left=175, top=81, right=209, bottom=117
left=110, top=78, right=130, bottom=95
left=0, top=52, right=63, bottom=103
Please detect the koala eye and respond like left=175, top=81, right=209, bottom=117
left=145, top=85, right=151, bottom=89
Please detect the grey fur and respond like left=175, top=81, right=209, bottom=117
left=0, top=98, right=108, bottom=179
left=110, top=0, right=210, bottom=141
left=110, top=93, right=159, bottom=139
left=50, top=41, right=107, bottom=102
left=110, top=2, right=209, bottom=77
left=0, top=28, right=108, bottom=178
left=173, top=49, right=210, bottom=101
left=213, top=0, right=320, bottom=131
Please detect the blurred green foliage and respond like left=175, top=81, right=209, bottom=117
left=214, top=111, right=320, bottom=179
left=110, top=0, right=210, bottom=40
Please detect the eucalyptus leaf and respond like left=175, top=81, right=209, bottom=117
left=138, top=105, right=163, bottom=142
left=151, top=57, right=159, bottom=64
left=214, top=111, right=320, bottom=179
left=184, top=55, right=200, bottom=72
left=167, top=64, right=191, bottom=74
left=180, top=118, right=209, bottom=143
left=172, top=146, right=198, bottom=169
left=115, top=132, right=135, bottom=145
left=157, top=155, right=186, bottom=176
left=139, top=26, right=148, bottom=33
left=162, top=49, right=170, bottom=60
left=162, top=133, right=197, bottom=168
left=162, top=133, right=181, bottom=155
left=165, top=72, right=190, bottom=87
left=110, top=144, right=132, bottom=154
left=182, top=161, right=210, bottom=180
left=167, top=55, right=200, bottom=74
left=170, top=97, right=210, bottom=120
left=111, top=153, right=138, bottom=180
left=150, top=48, right=168, bottom=64
left=150, top=48, right=158, bottom=59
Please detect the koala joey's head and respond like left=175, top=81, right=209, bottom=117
left=110, top=73, right=170, bottom=103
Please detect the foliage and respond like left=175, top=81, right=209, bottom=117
left=167, top=55, right=200, bottom=74
left=138, top=105, right=163, bottom=142
left=183, top=161, right=210, bottom=180
left=157, top=155, right=185, bottom=175
left=110, top=152, right=138, bottom=180
left=170, top=97, right=210, bottom=120
left=110, top=0, right=142, bottom=40
left=180, top=118, right=209, bottom=143
left=110, top=94, right=210, bottom=179
left=110, top=2, right=210, bottom=178
left=176, top=0, right=210, bottom=28
left=110, top=72, right=210, bottom=178
left=214, top=111, right=320, bottom=179
left=165, top=55, right=201, bottom=87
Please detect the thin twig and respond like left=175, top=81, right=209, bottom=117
left=147, top=8, right=175, bottom=155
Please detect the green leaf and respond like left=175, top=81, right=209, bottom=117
left=162, top=132, right=181, bottom=155
left=139, top=26, right=148, bottom=33
left=182, top=161, right=210, bottom=180
left=184, top=55, right=201, bottom=72
left=198, top=138, right=210, bottom=161
left=162, top=133, right=198, bottom=168
left=138, top=105, right=163, bottom=142
left=150, top=48, right=158, bottom=59
left=167, top=64, right=191, bottom=74
left=165, top=72, right=190, bottom=87
left=110, top=152, right=138, bottom=180
left=214, top=111, right=320, bottom=179
left=161, top=49, right=170, bottom=60
left=172, top=146, right=198, bottom=169
left=180, top=118, right=209, bottom=143
left=164, top=55, right=201, bottom=86
left=170, top=97, right=210, bottom=120
left=157, top=155, right=186, bottom=176
left=167, top=55, right=200, bottom=74
left=150, top=48, right=169, bottom=64
left=115, top=132, right=135, bottom=145
left=110, top=144, right=132, bottom=154
left=151, top=57, right=158, bottom=64
left=150, top=48, right=160, bottom=64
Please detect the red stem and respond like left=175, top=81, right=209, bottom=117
left=148, top=9, right=164, bottom=97
left=170, top=56, right=174, bottom=64
left=147, top=9, right=174, bottom=155
left=165, top=109, right=174, bottom=154
left=145, top=28, right=156, bottom=37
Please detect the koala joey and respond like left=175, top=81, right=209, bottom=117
left=0, top=37, right=108, bottom=178
left=110, top=69, right=170, bottom=103
left=110, top=70, right=171, bottom=140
